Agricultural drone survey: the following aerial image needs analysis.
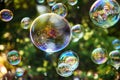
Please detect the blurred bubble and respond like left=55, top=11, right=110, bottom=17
left=71, top=24, right=84, bottom=42
left=15, top=68, right=24, bottom=77
left=58, top=50, right=79, bottom=71
left=68, top=0, right=78, bottom=6
left=112, top=39, right=120, bottom=50
left=36, top=0, right=45, bottom=4
left=30, top=13, right=71, bottom=53
left=7, top=50, right=21, bottom=65
left=0, top=9, right=13, bottom=22
left=89, top=0, right=120, bottom=28
left=21, top=17, right=31, bottom=29
left=91, top=48, right=108, bottom=64
left=47, top=0, right=56, bottom=6
left=56, top=63, right=73, bottom=77
left=109, top=50, right=120, bottom=70
left=51, top=3, right=67, bottom=17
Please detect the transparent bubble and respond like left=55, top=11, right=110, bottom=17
left=89, top=0, right=120, bottom=28
left=109, top=50, right=120, bottom=70
left=71, top=24, right=84, bottom=42
left=47, top=0, right=56, bottom=6
left=7, top=50, right=21, bottom=65
left=21, top=17, right=31, bottom=29
left=51, top=3, right=67, bottom=17
left=112, top=39, right=120, bottom=50
left=36, top=0, right=45, bottom=4
left=15, top=68, right=24, bottom=77
left=58, top=50, right=79, bottom=71
left=68, top=0, right=78, bottom=6
left=91, top=48, right=108, bottom=64
left=56, top=63, right=73, bottom=77
left=0, top=9, right=13, bottom=22
left=30, top=13, right=71, bottom=53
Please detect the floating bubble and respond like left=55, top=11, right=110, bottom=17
left=51, top=3, right=67, bottom=17
left=7, top=50, right=21, bottom=65
left=0, top=9, right=13, bottom=22
left=47, top=0, right=56, bottom=6
left=15, top=68, right=24, bottom=77
left=58, top=50, right=79, bottom=71
left=89, top=0, right=120, bottom=28
left=68, top=0, right=78, bottom=6
left=56, top=63, right=73, bottom=77
left=21, top=17, right=31, bottom=29
left=71, top=24, right=84, bottom=42
left=109, top=50, right=120, bottom=70
left=112, top=39, right=120, bottom=50
left=30, top=13, right=71, bottom=53
left=36, top=0, right=45, bottom=4
left=91, top=48, right=108, bottom=64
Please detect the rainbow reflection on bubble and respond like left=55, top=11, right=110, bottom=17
left=21, top=17, right=31, bottom=29
left=68, top=0, right=78, bottom=6
left=0, top=9, right=13, bottom=22
left=30, top=13, right=71, bottom=53
left=91, top=48, right=108, bottom=64
left=89, top=0, right=120, bottom=28
left=47, top=0, right=56, bottom=6
left=112, top=39, right=120, bottom=50
left=15, top=68, right=24, bottom=77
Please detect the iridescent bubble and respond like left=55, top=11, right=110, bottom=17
left=47, top=0, right=56, bottom=6
left=112, top=39, right=120, bottom=50
left=71, top=24, right=84, bottom=42
left=68, top=0, right=78, bottom=6
left=30, top=13, right=71, bottom=53
left=91, top=48, right=108, bottom=64
left=21, top=17, right=31, bottom=29
left=0, top=9, right=13, bottom=22
left=51, top=3, right=67, bottom=17
left=89, top=0, right=120, bottom=28
left=36, top=0, right=45, bottom=4
left=58, top=50, right=79, bottom=71
left=7, top=50, right=21, bottom=65
left=109, top=50, right=120, bottom=70
left=56, top=63, right=73, bottom=77
left=15, top=68, right=24, bottom=77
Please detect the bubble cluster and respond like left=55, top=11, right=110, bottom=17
left=0, top=9, right=13, bottom=22
left=15, top=68, right=24, bottom=77
left=71, top=24, right=84, bottom=42
left=47, top=0, right=56, bottom=6
left=91, top=48, right=108, bottom=64
left=68, top=0, right=78, bottom=6
left=30, top=13, right=71, bottom=53
left=7, top=50, right=21, bottom=65
left=112, top=39, right=120, bottom=50
left=36, top=0, right=45, bottom=4
left=89, top=0, right=120, bottom=28
left=52, top=3, right=67, bottom=17
left=21, top=17, right=31, bottom=29
left=109, top=50, right=120, bottom=70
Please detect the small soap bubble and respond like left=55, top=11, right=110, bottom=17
left=109, top=50, right=120, bottom=70
left=47, top=0, right=56, bottom=6
left=30, top=13, right=71, bottom=53
left=7, top=50, right=21, bottom=65
left=71, top=24, right=84, bottom=42
left=36, top=0, right=45, bottom=4
left=51, top=3, right=67, bottom=17
left=0, top=9, right=13, bottom=22
left=56, top=63, right=73, bottom=77
left=91, top=48, right=108, bottom=64
left=68, top=0, right=78, bottom=6
left=15, top=68, right=24, bottom=77
left=112, top=39, right=120, bottom=50
left=21, top=17, right=31, bottom=29
left=89, top=0, right=120, bottom=28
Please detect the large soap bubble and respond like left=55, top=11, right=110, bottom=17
left=112, top=39, right=120, bottom=50
left=30, top=13, right=71, bottom=53
left=89, top=0, right=120, bottom=28
left=15, top=68, right=25, bottom=77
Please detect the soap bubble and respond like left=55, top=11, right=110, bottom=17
left=91, top=48, right=108, bottom=64
left=51, top=3, right=67, bottom=17
left=36, top=0, right=45, bottom=4
left=30, top=13, right=71, bottom=53
left=47, top=0, right=56, bottom=6
left=109, top=50, right=120, bottom=70
left=21, top=17, right=31, bottom=29
left=7, top=50, right=21, bottom=65
left=56, top=63, right=73, bottom=77
left=89, top=0, right=120, bottom=28
left=112, top=39, right=120, bottom=50
left=0, top=9, right=13, bottom=22
left=71, top=24, right=84, bottom=42
left=58, top=50, right=79, bottom=71
left=15, top=68, right=24, bottom=77
left=68, top=0, right=78, bottom=6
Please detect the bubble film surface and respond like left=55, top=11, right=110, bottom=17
left=91, top=48, right=108, bottom=64
left=15, top=68, right=24, bottom=77
left=112, top=39, right=120, bottom=50
left=21, top=17, right=31, bottom=29
left=0, top=9, right=13, bottom=22
left=30, top=13, right=71, bottom=53
left=89, top=0, right=120, bottom=28
left=7, top=50, right=21, bottom=65
left=68, top=0, right=78, bottom=6
left=47, top=0, right=56, bottom=6
left=36, top=0, right=45, bottom=4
